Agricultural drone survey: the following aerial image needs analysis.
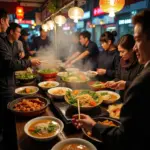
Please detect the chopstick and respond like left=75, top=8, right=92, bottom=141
left=77, top=99, right=80, bottom=120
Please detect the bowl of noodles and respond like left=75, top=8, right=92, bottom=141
left=64, top=90, right=103, bottom=111
left=48, top=87, right=72, bottom=99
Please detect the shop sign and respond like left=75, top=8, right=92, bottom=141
left=119, top=19, right=132, bottom=25
left=93, top=7, right=105, bottom=16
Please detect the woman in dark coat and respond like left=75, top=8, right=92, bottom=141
left=105, top=34, right=143, bottom=101
left=97, top=31, right=120, bottom=82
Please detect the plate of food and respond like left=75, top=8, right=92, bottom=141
left=15, top=71, right=36, bottom=84
left=107, top=103, right=123, bottom=119
left=82, top=117, right=120, bottom=143
left=96, top=90, right=120, bottom=104
left=38, top=81, right=59, bottom=90
left=88, top=81, right=106, bottom=91
left=38, top=69, right=58, bottom=78
left=24, top=116, right=64, bottom=141
left=51, top=138, right=97, bottom=150
left=62, top=71, right=89, bottom=83
left=48, top=87, right=72, bottom=99
left=15, top=86, right=39, bottom=96
left=64, top=90, right=103, bottom=111
left=7, top=96, right=49, bottom=117
left=86, top=70, right=98, bottom=78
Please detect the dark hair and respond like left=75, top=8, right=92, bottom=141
left=6, top=22, right=22, bottom=35
left=118, top=34, right=135, bottom=51
left=132, top=9, right=150, bottom=39
left=39, top=26, right=43, bottom=32
left=100, top=31, right=117, bottom=43
left=80, top=31, right=91, bottom=40
left=0, top=8, right=8, bottom=20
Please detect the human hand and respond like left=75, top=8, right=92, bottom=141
left=97, top=69, right=106, bottom=75
left=72, top=114, right=96, bottom=131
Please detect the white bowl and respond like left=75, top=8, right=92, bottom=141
left=48, top=87, right=72, bottom=99
left=87, top=70, right=98, bottom=78
left=24, top=116, right=64, bottom=141
left=57, top=72, right=68, bottom=78
left=51, top=138, right=97, bottom=150
left=65, top=68, right=79, bottom=73
left=96, top=90, right=120, bottom=104
left=38, top=81, right=59, bottom=90
left=15, top=86, right=39, bottom=96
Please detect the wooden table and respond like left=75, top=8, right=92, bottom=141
left=16, top=107, right=83, bottom=150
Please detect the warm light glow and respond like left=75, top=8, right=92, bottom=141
left=54, top=15, right=66, bottom=27
left=68, top=7, right=84, bottom=23
left=42, top=24, right=48, bottom=32
left=46, top=20, right=54, bottom=30
left=100, top=0, right=125, bottom=17
left=31, top=26, right=35, bottom=29
left=16, top=6, right=24, bottom=20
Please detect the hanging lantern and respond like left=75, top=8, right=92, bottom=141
left=54, top=15, right=66, bottom=27
left=46, top=20, right=55, bottom=30
left=100, top=0, right=125, bottom=17
left=68, top=0, right=84, bottom=23
left=16, top=6, right=24, bottom=21
left=42, top=24, right=49, bottom=32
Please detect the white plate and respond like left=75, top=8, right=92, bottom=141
left=15, top=86, right=39, bottom=96
left=96, top=90, right=120, bottom=104
left=38, top=81, right=59, bottom=89
left=24, top=116, right=64, bottom=141
left=48, top=87, right=72, bottom=99
left=51, top=138, right=97, bottom=150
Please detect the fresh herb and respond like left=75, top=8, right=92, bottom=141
left=101, top=92, right=108, bottom=96
left=47, top=123, right=57, bottom=133
left=32, top=128, right=41, bottom=134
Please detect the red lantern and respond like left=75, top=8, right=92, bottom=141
left=16, top=6, right=24, bottom=21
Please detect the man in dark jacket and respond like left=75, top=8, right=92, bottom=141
left=0, top=9, right=41, bottom=150
left=73, top=9, right=150, bottom=150
left=31, top=26, right=50, bottom=51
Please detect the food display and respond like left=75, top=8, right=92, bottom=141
left=13, top=98, right=45, bottom=112
left=97, top=91, right=120, bottom=104
left=65, top=90, right=103, bottom=108
left=18, top=88, right=36, bottom=94
left=48, top=87, right=72, bottom=99
left=107, top=104, right=123, bottom=119
left=38, top=81, right=59, bottom=89
left=15, top=86, right=39, bottom=95
left=28, top=119, right=59, bottom=138
left=61, top=144, right=89, bottom=150
left=62, top=72, right=89, bottom=83
left=38, top=69, right=58, bottom=74
left=16, top=72, right=36, bottom=80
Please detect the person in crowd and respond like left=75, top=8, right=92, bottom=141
left=72, top=9, right=150, bottom=150
left=96, top=31, right=120, bottom=82
left=67, top=31, right=99, bottom=70
left=17, top=40, right=25, bottom=59
left=19, top=29, right=35, bottom=58
left=105, top=34, right=143, bottom=101
left=0, top=9, right=40, bottom=150
left=31, top=26, right=50, bottom=51
left=6, top=22, right=24, bottom=59
left=65, top=32, right=84, bottom=66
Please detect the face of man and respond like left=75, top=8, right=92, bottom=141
left=11, top=27, right=21, bottom=41
left=133, top=23, right=150, bottom=64
left=79, top=35, right=88, bottom=46
left=0, top=15, right=9, bottom=32
left=40, top=30, right=48, bottom=39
